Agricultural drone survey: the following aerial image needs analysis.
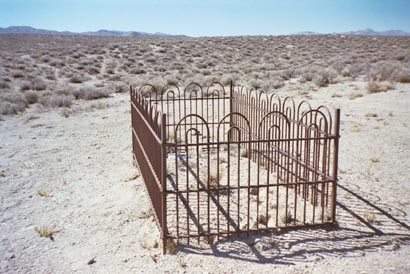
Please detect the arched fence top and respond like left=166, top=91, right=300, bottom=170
left=131, top=83, right=339, bottom=143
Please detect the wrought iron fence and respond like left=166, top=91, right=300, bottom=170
left=130, top=82, right=340, bottom=254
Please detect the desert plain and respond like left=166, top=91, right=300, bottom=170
left=0, top=34, right=410, bottom=273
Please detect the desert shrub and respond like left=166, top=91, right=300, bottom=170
left=0, top=93, right=29, bottom=115
left=69, top=74, right=89, bottom=84
left=392, top=68, right=410, bottom=83
left=313, top=69, right=337, bottom=87
left=300, top=69, right=315, bottom=82
left=25, top=91, right=39, bottom=104
left=250, top=79, right=263, bottom=89
left=220, top=74, right=239, bottom=86
left=148, top=79, right=168, bottom=93
left=0, top=81, right=10, bottom=89
left=58, top=67, right=73, bottom=78
left=130, top=68, right=146, bottom=75
left=153, top=65, right=166, bottom=73
left=165, top=75, right=179, bottom=85
left=12, top=71, right=25, bottom=78
left=20, top=81, right=31, bottom=91
left=54, top=87, right=74, bottom=96
left=145, top=57, right=156, bottom=64
left=108, top=75, right=122, bottom=81
left=111, top=83, right=128, bottom=93
left=71, top=87, right=110, bottom=100
left=72, top=53, right=85, bottom=59
left=366, top=81, right=394, bottom=93
left=348, top=63, right=367, bottom=79
left=202, top=69, right=212, bottom=76
left=49, top=59, right=65, bottom=68
left=280, top=69, right=296, bottom=80
left=32, top=78, right=47, bottom=91
left=41, top=56, right=50, bottom=63
left=49, top=95, right=73, bottom=108
left=87, top=66, right=100, bottom=75
left=46, top=73, right=56, bottom=80
left=368, top=62, right=399, bottom=82
left=263, top=77, right=285, bottom=90
left=0, top=101, right=26, bottom=115
left=340, top=67, right=351, bottom=77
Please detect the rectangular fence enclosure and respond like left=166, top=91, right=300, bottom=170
left=130, top=82, right=340, bottom=254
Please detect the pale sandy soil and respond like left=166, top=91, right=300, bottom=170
left=1, top=81, right=410, bottom=273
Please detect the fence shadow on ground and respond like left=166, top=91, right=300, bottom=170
left=178, top=182, right=410, bottom=265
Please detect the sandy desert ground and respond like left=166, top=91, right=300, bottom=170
left=1, top=34, right=410, bottom=273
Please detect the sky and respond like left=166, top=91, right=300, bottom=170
left=0, top=0, right=409, bottom=36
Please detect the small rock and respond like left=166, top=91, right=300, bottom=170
left=88, top=258, right=96, bottom=265
left=250, top=187, right=258, bottom=195
left=391, top=243, right=400, bottom=251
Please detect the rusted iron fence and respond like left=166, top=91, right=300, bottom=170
left=130, top=82, right=340, bottom=253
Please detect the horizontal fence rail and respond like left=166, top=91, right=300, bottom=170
left=130, top=82, right=340, bottom=253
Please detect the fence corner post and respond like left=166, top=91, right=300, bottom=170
left=332, top=108, right=341, bottom=224
left=161, top=112, right=167, bottom=254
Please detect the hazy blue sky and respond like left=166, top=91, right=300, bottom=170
left=0, top=0, right=409, bottom=36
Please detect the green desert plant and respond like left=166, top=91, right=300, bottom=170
left=34, top=225, right=57, bottom=239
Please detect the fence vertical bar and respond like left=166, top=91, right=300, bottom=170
left=161, top=113, right=167, bottom=254
left=331, top=109, right=340, bottom=223
left=130, top=86, right=135, bottom=163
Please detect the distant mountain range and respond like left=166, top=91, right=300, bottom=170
left=0, top=26, right=409, bottom=37
left=293, top=28, right=410, bottom=36
left=0, top=26, right=184, bottom=37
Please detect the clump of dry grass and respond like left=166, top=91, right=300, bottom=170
left=138, top=209, right=153, bottom=219
left=165, top=239, right=178, bottom=255
left=258, top=214, right=270, bottom=226
left=177, top=256, right=187, bottom=267
left=348, top=92, right=363, bottom=100
left=350, top=124, right=362, bottom=132
left=280, top=210, right=293, bottom=224
left=140, top=240, right=148, bottom=249
left=364, top=212, right=375, bottom=223
left=37, top=190, right=53, bottom=197
left=370, top=156, right=380, bottom=163
left=34, top=225, right=57, bottom=239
